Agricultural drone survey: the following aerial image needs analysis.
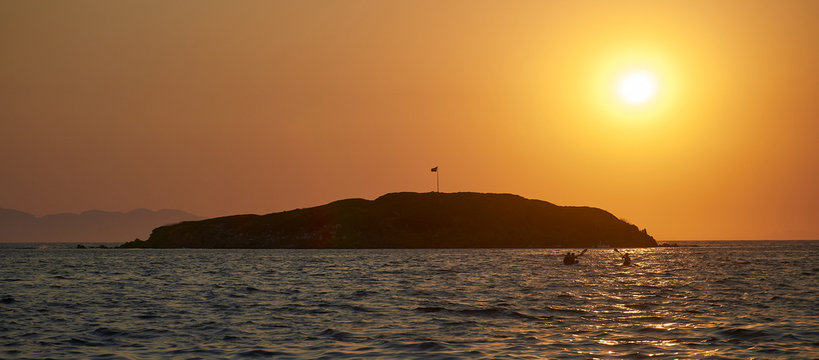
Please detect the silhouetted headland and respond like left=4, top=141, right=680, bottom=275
left=120, top=192, right=657, bottom=249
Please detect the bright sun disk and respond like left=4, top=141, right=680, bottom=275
left=618, top=70, right=657, bottom=104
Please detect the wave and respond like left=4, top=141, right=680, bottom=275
left=315, top=328, right=354, bottom=342
left=91, top=327, right=129, bottom=337
left=414, top=306, right=542, bottom=320
left=386, top=340, right=449, bottom=352
left=544, top=305, right=588, bottom=314
left=625, top=302, right=659, bottom=310
left=237, top=349, right=293, bottom=358
left=716, top=327, right=774, bottom=342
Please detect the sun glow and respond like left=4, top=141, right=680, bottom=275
left=618, top=70, right=657, bottom=104
left=578, top=47, right=684, bottom=126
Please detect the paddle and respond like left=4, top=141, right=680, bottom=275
left=577, top=249, right=588, bottom=257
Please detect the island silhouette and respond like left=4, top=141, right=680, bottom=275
left=120, top=192, right=656, bottom=249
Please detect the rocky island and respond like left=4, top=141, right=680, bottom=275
left=120, top=192, right=657, bottom=249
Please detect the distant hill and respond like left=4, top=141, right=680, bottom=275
left=0, top=208, right=200, bottom=243
left=121, top=192, right=657, bottom=248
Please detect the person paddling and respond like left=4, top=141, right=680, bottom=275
left=562, top=252, right=576, bottom=265
left=613, top=248, right=631, bottom=266
left=562, top=249, right=587, bottom=265
left=621, top=252, right=631, bottom=266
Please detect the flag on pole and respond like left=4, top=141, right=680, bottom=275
left=431, top=166, right=439, bottom=192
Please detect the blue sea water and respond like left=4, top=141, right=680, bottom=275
left=1, top=241, right=817, bottom=359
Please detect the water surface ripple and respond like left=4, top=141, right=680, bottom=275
left=1, top=241, right=817, bottom=359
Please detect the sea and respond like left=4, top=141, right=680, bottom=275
left=1, top=241, right=817, bottom=359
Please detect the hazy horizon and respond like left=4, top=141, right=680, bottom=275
left=2, top=193, right=816, bottom=242
left=2, top=1, right=817, bottom=240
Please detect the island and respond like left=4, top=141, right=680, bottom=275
left=119, top=192, right=657, bottom=249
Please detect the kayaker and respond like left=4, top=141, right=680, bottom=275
left=563, top=252, right=576, bottom=265
left=562, top=249, right=587, bottom=265
left=621, top=252, right=631, bottom=266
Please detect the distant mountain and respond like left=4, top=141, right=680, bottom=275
left=121, top=192, right=657, bottom=249
left=0, top=208, right=200, bottom=243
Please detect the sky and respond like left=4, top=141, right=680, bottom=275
left=1, top=0, right=818, bottom=240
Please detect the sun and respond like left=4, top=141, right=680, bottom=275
left=617, top=70, right=658, bottom=105
left=584, top=50, right=679, bottom=122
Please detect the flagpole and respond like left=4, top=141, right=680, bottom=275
left=431, top=166, right=439, bottom=193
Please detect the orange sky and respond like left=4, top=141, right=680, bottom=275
left=1, top=1, right=817, bottom=240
